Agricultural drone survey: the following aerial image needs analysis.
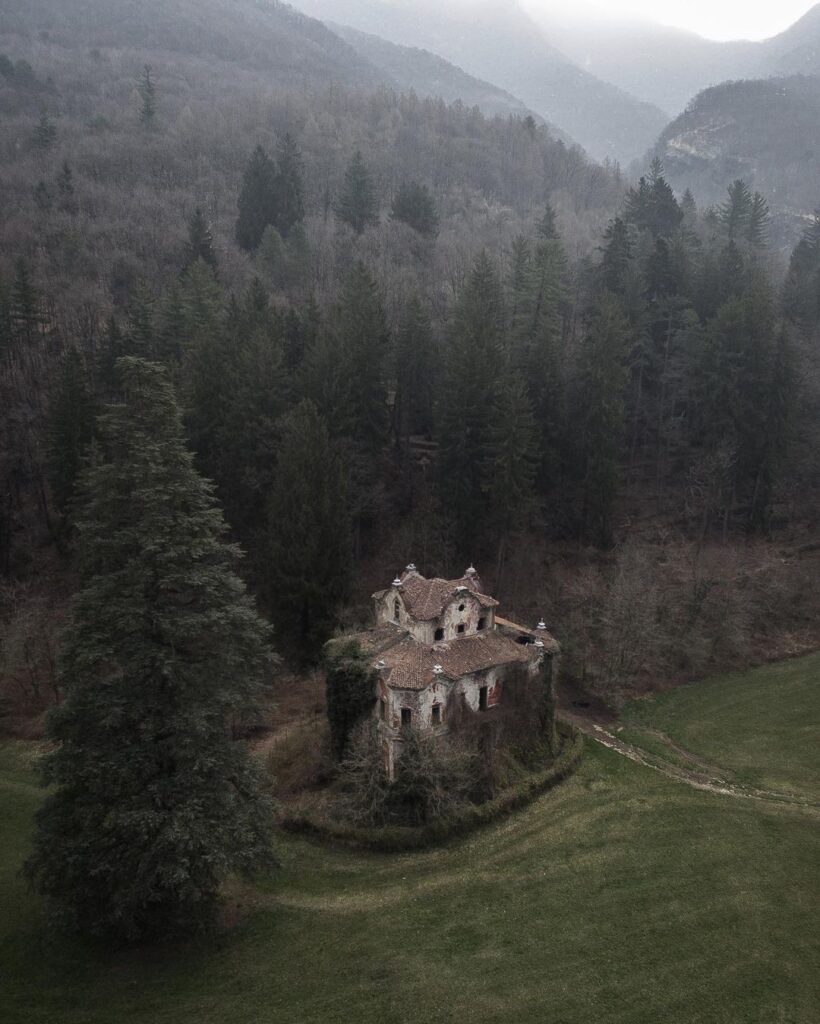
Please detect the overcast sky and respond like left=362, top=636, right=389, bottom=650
left=521, top=0, right=818, bottom=41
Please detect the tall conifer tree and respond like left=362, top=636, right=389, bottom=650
left=26, top=358, right=277, bottom=941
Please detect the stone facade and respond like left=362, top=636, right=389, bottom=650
left=339, top=565, right=559, bottom=777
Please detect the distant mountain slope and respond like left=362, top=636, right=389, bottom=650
left=330, top=22, right=571, bottom=139
left=0, top=0, right=393, bottom=94
left=654, top=75, right=820, bottom=243
left=533, top=3, right=820, bottom=118
left=292, top=0, right=669, bottom=165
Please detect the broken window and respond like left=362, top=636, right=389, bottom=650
left=401, top=708, right=412, bottom=727
left=431, top=704, right=441, bottom=726
left=434, top=627, right=444, bottom=641
left=479, top=686, right=488, bottom=711
left=457, top=623, right=465, bottom=634
left=477, top=617, right=486, bottom=631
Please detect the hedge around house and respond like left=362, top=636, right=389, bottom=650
left=279, top=723, right=584, bottom=852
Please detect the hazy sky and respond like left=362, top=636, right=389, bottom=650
left=522, top=0, right=818, bottom=41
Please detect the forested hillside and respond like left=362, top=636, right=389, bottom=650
left=328, top=23, right=562, bottom=133
left=3, top=0, right=820, bottom=736
left=293, top=0, right=669, bottom=164
left=653, top=75, right=820, bottom=246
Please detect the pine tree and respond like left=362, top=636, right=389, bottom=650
left=576, top=293, right=630, bottom=547
left=57, top=160, right=77, bottom=213
left=394, top=294, right=435, bottom=444
left=236, top=145, right=278, bottom=252
left=137, top=65, right=156, bottom=126
left=537, top=202, right=559, bottom=240
left=334, top=262, right=390, bottom=456
left=267, top=400, right=352, bottom=661
left=26, top=357, right=277, bottom=941
left=10, top=258, right=43, bottom=346
left=390, top=181, right=439, bottom=237
left=436, top=252, right=505, bottom=555
left=274, top=133, right=305, bottom=239
left=336, top=151, right=378, bottom=235
left=33, top=180, right=52, bottom=211
left=720, top=180, right=753, bottom=242
left=483, top=370, right=539, bottom=582
left=183, top=207, right=217, bottom=273
left=33, top=110, right=57, bottom=151
left=599, top=218, right=632, bottom=294
left=747, top=192, right=770, bottom=250
left=47, top=348, right=97, bottom=516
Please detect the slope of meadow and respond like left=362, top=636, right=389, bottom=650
left=2, top=655, right=818, bottom=1024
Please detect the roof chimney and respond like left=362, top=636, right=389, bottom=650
left=376, top=659, right=387, bottom=670
left=534, top=639, right=545, bottom=650
left=465, top=564, right=477, bottom=577
left=432, top=664, right=444, bottom=676
left=392, top=576, right=402, bottom=587
left=406, top=562, right=417, bottom=574
left=536, top=619, right=547, bottom=631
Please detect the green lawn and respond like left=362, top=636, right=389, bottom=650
left=2, top=656, right=819, bottom=1024
left=621, top=653, right=820, bottom=799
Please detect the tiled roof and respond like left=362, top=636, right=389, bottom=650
left=394, top=572, right=498, bottom=621
left=358, top=629, right=539, bottom=691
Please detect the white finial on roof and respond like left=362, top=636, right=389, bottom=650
left=392, top=576, right=402, bottom=587
left=465, top=564, right=477, bottom=577
left=534, top=639, right=545, bottom=649
left=432, top=664, right=444, bottom=675
left=536, top=619, right=547, bottom=631
left=406, top=563, right=417, bottom=573
left=376, top=659, right=387, bottom=670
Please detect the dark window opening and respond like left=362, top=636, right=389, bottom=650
left=401, top=708, right=412, bottom=727
left=457, top=623, right=465, bottom=634
left=393, top=599, right=401, bottom=622
left=434, top=627, right=444, bottom=642
left=380, top=698, right=387, bottom=721
left=477, top=617, right=486, bottom=631
left=431, top=704, right=441, bottom=726
left=516, top=634, right=531, bottom=645
left=458, top=603, right=465, bottom=611
left=479, top=686, right=488, bottom=711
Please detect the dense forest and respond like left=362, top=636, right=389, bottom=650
left=2, top=0, right=820, bottom=739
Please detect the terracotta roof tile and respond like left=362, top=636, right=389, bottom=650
left=395, top=572, right=498, bottom=621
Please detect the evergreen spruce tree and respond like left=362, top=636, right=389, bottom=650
left=334, top=262, right=389, bottom=456
left=267, top=400, right=352, bottom=661
left=33, top=110, right=57, bottom=151
left=436, top=252, right=505, bottom=555
left=390, top=181, right=439, bottom=237
left=183, top=207, right=218, bottom=274
left=599, top=217, right=632, bottom=293
left=394, top=294, right=435, bottom=444
left=57, top=160, right=77, bottom=213
left=483, top=370, right=539, bottom=582
left=747, top=193, right=770, bottom=250
left=26, top=358, right=277, bottom=941
left=47, top=348, right=97, bottom=516
left=537, top=201, right=559, bottom=240
left=274, top=133, right=305, bottom=239
left=10, top=258, right=43, bottom=346
left=33, top=180, right=52, bottom=211
left=576, top=293, right=630, bottom=547
left=137, top=65, right=156, bottom=126
left=236, top=145, right=278, bottom=252
left=720, top=180, right=753, bottom=242
left=336, top=151, right=378, bottom=235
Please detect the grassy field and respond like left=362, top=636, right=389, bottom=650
left=2, top=656, right=819, bottom=1024
left=620, top=653, right=820, bottom=800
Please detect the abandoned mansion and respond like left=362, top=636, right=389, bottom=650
left=336, top=565, right=560, bottom=776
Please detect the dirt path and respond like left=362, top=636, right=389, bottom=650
left=566, top=713, right=818, bottom=810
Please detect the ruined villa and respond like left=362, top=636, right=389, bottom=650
left=338, top=564, right=560, bottom=776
